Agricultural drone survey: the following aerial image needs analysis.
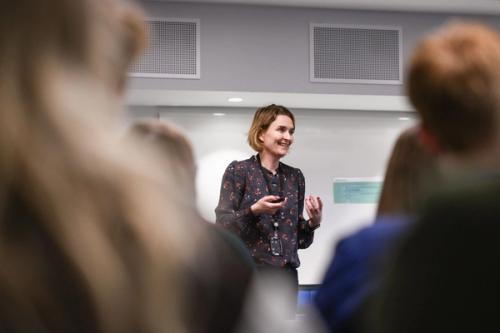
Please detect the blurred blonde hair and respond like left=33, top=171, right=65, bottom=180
left=129, top=120, right=197, bottom=205
left=0, top=0, right=193, bottom=332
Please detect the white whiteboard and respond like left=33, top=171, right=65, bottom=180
left=126, top=106, right=417, bottom=284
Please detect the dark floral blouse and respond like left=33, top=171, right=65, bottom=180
left=215, top=155, right=315, bottom=269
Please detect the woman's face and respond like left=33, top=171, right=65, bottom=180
left=259, top=115, right=295, bottom=158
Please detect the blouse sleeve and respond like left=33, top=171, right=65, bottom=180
left=215, top=161, right=255, bottom=233
left=297, top=169, right=315, bottom=249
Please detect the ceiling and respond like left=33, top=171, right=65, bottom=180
left=146, top=0, right=500, bottom=15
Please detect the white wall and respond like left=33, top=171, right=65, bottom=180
left=126, top=106, right=417, bottom=283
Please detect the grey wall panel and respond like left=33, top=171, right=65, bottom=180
left=130, top=1, right=500, bottom=96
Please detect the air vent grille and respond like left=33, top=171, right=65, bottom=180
left=310, top=24, right=402, bottom=84
left=130, top=19, right=200, bottom=79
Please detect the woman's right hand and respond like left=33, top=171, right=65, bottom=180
left=250, top=195, right=288, bottom=215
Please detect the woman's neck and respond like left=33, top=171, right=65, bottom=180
left=259, top=151, right=280, bottom=174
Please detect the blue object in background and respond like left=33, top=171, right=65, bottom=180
left=297, top=284, right=319, bottom=314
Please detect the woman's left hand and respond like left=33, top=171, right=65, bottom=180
left=305, top=195, right=323, bottom=228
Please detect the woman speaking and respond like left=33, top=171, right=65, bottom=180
left=215, top=104, right=323, bottom=300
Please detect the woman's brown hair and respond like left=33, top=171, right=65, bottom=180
left=376, top=126, right=440, bottom=217
left=247, top=104, right=295, bottom=152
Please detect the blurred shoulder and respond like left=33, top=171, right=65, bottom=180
left=337, top=216, right=411, bottom=259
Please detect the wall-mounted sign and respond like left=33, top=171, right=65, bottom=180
left=333, top=177, right=382, bottom=204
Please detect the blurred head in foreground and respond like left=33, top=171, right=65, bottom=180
left=0, top=1, right=194, bottom=332
left=408, top=22, right=500, bottom=168
left=128, top=119, right=262, bottom=333
left=376, top=126, right=440, bottom=218
left=373, top=21, right=500, bottom=333
left=128, top=120, right=197, bottom=207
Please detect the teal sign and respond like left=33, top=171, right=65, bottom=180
left=333, top=180, right=382, bottom=204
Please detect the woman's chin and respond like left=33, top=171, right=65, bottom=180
left=276, top=150, right=289, bottom=158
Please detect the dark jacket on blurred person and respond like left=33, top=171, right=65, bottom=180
left=314, top=215, right=410, bottom=333
left=185, top=221, right=255, bottom=333
left=128, top=120, right=256, bottom=333
left=374, top=178, right=500, bottom=333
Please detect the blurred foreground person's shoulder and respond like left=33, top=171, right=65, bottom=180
left=127, top=119, right=257, bottom=333
left=373, top=178, right=500, bottom=333
left=185, top=221, right=256, bottom=333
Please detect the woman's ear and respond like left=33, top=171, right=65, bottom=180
left=258, top=131, right=264, bottom=143
left=418, top=124, right=442, bottom=155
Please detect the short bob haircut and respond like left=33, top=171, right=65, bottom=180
left=247, top=104, right=295, bottom=152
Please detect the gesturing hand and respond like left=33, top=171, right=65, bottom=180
left=250, top=195, right=288, bottom=215
left=305, top=195, right=323, bottom=228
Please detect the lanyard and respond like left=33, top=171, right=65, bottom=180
left=255, top=155, right=285, bottom=234
left=255, top=154, right=285, bottom=198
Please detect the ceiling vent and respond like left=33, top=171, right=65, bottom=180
left=310, top=24, right=402, bottom=84
left=130, top=18, right=200, bottom=79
